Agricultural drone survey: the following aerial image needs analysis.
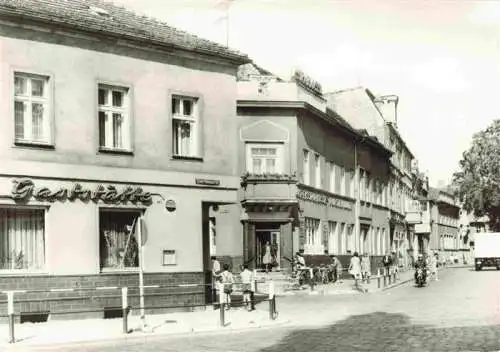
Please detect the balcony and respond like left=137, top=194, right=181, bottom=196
left=240, top=173, right=297, bottom=201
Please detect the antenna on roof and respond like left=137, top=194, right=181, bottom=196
left=214, top=0, right=236, bottom=47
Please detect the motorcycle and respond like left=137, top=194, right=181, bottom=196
left=415, top=267, right=427, bottom=287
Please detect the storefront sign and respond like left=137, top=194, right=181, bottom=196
left=195, top=178, right=220, bottom=186
left=11, top=179, right=152, bottom=204
left=296, top=189, right=353, bottom=210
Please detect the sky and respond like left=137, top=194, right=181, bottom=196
left=114, top=0, right=500, bottom=186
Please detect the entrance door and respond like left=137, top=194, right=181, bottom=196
left=255, top=227, right=280, bottom=270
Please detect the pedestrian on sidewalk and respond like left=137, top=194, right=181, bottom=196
left=382, top=252, right=392, bottom=277
left=429, top=252, right=439, bottom=281
left=240, top=264, right=255, bottom=311
left=220, top=264, right=234, bottom=310
left=211, top=256, right=221, bottom=309
left=262, top=241, right=272, bottom=273
left=348, top=252, right=362, bottom=291
left=361, top=253, right=371, bottom=284
left=328, top=255, right=342, bottom=283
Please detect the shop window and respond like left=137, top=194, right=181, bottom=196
left=246, top=143, right=284, bottom=174
left=0, top=208, right=45, bottom=271
left=14, top=72, right=52, bottom=145
left=99, top=210, right=140, bottom=270
left=304, top=217, right=321, bottom=253
left=172, top=96, right=199, bottom=157
left=98, top=84, right=131, bottom=151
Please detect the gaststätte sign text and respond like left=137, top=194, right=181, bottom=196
left=11, top=179, right=152, bottom=204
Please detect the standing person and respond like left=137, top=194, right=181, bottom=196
left=211, top=256, right=221, bottom=308
left=382, top=251, right=392, bottom=276
left=262, top=241, right=272, bottom=273
left=361, top=253, right=371, bottom=284
left=240, top=265, right=255, bottom=311
left=220, top=264, right=234, bottom=310
left=335, top=255, right=344, bottom=283
left=348, top=252, right=362, bottom=290
left=429, top=252, right=439, bottom=281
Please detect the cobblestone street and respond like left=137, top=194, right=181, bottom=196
left=26, top=267, right=500, bottom=352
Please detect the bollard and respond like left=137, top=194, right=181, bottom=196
left=309, top=268, right=314, bottom=291
left=268, top=281, right=275, bottom=320
left=121, top=287, right=129, bottom=334
left=393, top=272, right=397, bottom=282
left=253, top=269, right=258, bottom=292
left=383, top=274, right=387, bottom=287
left=7, top=291, right=14, bottom=344
left=218, top=283, right=225, bottom=327
left=377, top=275, right=381, bottom=289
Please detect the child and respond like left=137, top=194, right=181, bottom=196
left=220, top=264, right=234, bottom=310
left=361, top=253, right=371, bottom=284
left=240, top=265, right=255, bottom=311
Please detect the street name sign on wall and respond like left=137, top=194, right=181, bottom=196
left=11, top=179, right=152, bottom=204
left=195, top=178, right=220, bottom=186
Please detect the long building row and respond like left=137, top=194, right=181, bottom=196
left=0, top=0, right=467, bottom=319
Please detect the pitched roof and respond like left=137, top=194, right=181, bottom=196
left=237, top=63, right=284, bottom=82
left=0, top=0, right=250, bottom=64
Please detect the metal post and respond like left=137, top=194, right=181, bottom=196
left=268, top=281, right=275, bottom=320
left=309, top=268, right=314, bottom=291
left=253, top=269, right=257, bottom=293
left=383, top=275, right=387, bottom=287
left=7, top=291, right=14, bottom=344
left=137, top=216, right=147, bottom=330
left=219, top=283, right=225, bottom=327
left=121, top=287, right=128, bottom=334
left=377, top=275, right=381, bottom=289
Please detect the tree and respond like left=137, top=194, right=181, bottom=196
left=453, top=119, right=500, bottom=231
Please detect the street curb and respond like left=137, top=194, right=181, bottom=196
left=3, top=319, right=292, bottom=351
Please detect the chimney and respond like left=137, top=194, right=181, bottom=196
left=374, top=95, right=399, bottom=126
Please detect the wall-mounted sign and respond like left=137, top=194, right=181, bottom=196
left=162, top=250, right=177, bottom=266
left=11, top=179, right=152, bottom=204
left=195, top=178, right=220, bottom=186
left=296, top=189, right=353, bottom=210
left=292, top=69, right=323, bottom=95
left=164, top=198, right=177, bottom=212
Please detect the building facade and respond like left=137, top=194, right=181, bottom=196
left=427, top=188, right=461, bottom=260
left=215, top=66, right=393, bottom=272
left=0, top=0, right=249, bottom=319
left=326, top=89, right=418, bottom=268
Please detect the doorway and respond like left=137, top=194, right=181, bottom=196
left=255, top=225, right=280, bottom=271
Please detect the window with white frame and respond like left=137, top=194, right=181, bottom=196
left=314, top=154, right=321, bottom=188
left=14, top=72, right=51, bottom=144
left=340, top=167, right=346, bottom=195
left=303, top=150, right=310, bottom=185
left=348, top=170, right=354, bottom=197
left=98, top=85, right=130, bottom=150
left=328, top=221, right=337, bottom=254
left=304, top=217, right=320, bottom=253
left=172, top=96, right=199, bottom=157
left=100, top=209, right=140, bottom=270
left=246, top=143, right=283, bottom=174
left=329, top=162, right=335, bottom=193
left=0, top=208, right=45, bottom=271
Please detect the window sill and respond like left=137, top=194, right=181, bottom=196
left=100, top=268, right=139, bottom=274
left=14, top=141, right=55, bottom=150
left=172, top=155, right=203, bottom=162
left=0, top=270, right=48, bottom=276
left=98, top=148, right=134, bottom=156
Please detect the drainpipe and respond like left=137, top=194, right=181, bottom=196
left=354, top=140, right=361, bottom=252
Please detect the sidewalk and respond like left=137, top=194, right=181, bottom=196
left=0, top=306, right=288, bottom=350
left=272, top=268, right=416, bottom=297
left=1, top=265, right=470, bottom=350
